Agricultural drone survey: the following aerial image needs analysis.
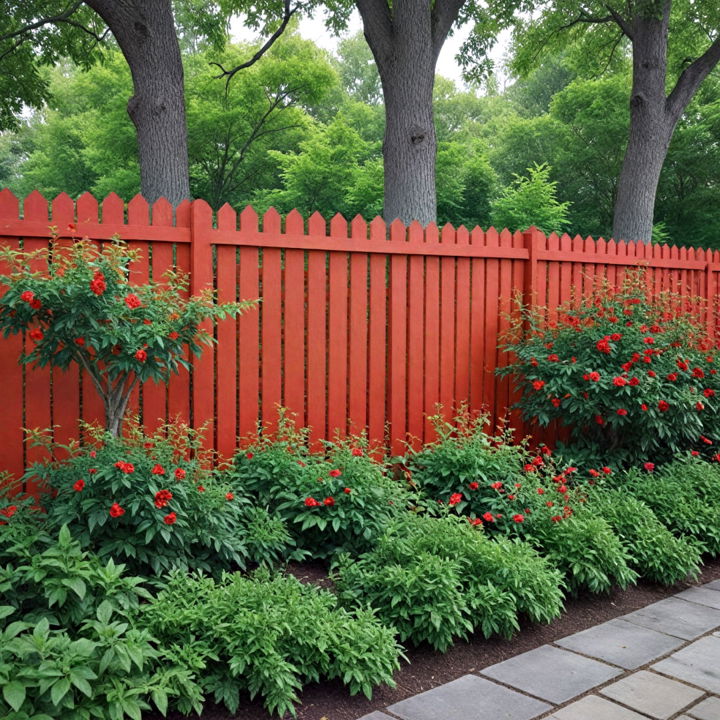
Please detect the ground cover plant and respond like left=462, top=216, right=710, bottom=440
left=25, top=421, right=297, bottom=576
left=140, top=568, right=402, bottom=717
left=407, top=410, right=637, bottom=593
left=0, top=237, right=252, bottom=435
left=232, top=415, right=406, bottom=558
left=334, top=514, right=564, bottom=651
left=499, top=270, right=720, bottom=468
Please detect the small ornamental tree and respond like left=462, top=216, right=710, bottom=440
left=0, top=237, right=253, bottom=435
left=499, top=270, right=720, bottom=467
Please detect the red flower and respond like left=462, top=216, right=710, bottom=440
left=629, top=377, right=640, bottom=386
left=490, top=481, right=503, bottom=490
left=589, top=469, right=600, bottom=478
left=469, top=517, right=483, bottom=526
left=647, top=371, right=656, bottom=378
left=541, top=446, right=552, bottom=455
left=482, top=512, right=495, bottom=522
left=323, top=496, right=335, bottom=506
left=73, top=479, right=85, bottom=492
left=701, top=435, right=713, bottom=444
left=546, top=500, right=554, bottom=507
left=507, top=494, right=516, bottom=500
left=537, top=488, right=545, bottom=494
left=640, top=403, right=648, bottom=411
left=89, top=467, right=97, bottom=474
left=643, top=337, right=655, bottom=344
left=610, top=333, right=622, bottom=341
left=89, top=450, right=96, bottom=458
left=613, top=376, right=627, bottom=386
left=164, top=512, right=177, bottom=525
left=468, top=481, right=479, bottom=490
left=547, top=353, right=559, bottom=362
left=226, top=492, right=234, bottom=500
left=512, top=514, right=525, bottom=523
left=693, top=368, right=705, bottom=379
left=246, top=451, right=254, bottom=459
left=532, top=379, right=545, bottom=390
left=90, top=271, right=106, bottom=295
left=551, top=515, right=562, bottom=522
left=329, top=469, right=342, bottom=477
left=0, top=505, right=18, bottom=519
left=109, top=502, right=125, bottom=518
left=114, top=461, right=135, bottom=474
left=168, top=331, right=180, bottom=340
left=134, top=349, right=147, bottom=362
left=530, top=357, right=538, bottom=366
left=151, top=464, right=165, bottom=475
left=196, top=485, right=205, bottom=492
left=643, top=462, right=655, bottom=472
left=714, top=453, right=720, bottom=463
left=20, top=290, right=34, bottom=303
left=304, top=497, right=319, bottom=507
left=448, top=492, right=463, bottom=506
left=691, top=450, right=699, bottom=457
left=551, top=397, right=561, bottom=407
left=174, top=468, right=186, bottom=480
left=154, top=489, right=172, bottom=508
left=677, top=360, right=689, bottom=371
left=557, top=484, right=568, bottom=494
left=29, top=328, right=43, bottom=341
left=344, top=487, right=352, bottom=494
left=616, top=408, right=628, bottom=416
left=351, top=447, right=363, bottom=456
left=596, top=338, right=611, bottom=354
left=658, top=400, right=670, bottom=412
left=588, top=371, right=600, bottom=382
left=595, top=415, right=605, bottom=425
left=124, top=293, right=142, bottom=309
left=696, top=402, right=705, bottom=411
left=666, top=373, right=678, bottom=382
left=30, top=298, right=42, bottom=309
left=602, top=466, right=612, bottom=474
left=74, top=337, right=85, bottom=346
left=704, top=388, right=715, bottom=398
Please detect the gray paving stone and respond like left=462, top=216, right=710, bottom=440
left=677, top=587, right=720, bottom=610
left=686, top=696, right=720, bottom=720
left=622, top=597, right=720, bottom=640
left=599, top=670, right=704, bottom=719
left=480, top=645, right=621, bottom=704
left=357, top=714, right=395, bottom=720
left=652, top=636, right=720, bottom=693
left=556, top=619, right=684, bottom=669
left=704, top=580, right=720, bottom=591
left=386, top=675, right=551, bottom=720
left=546, top=695, right=649, bottom=720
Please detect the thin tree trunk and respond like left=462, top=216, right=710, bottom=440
left=84, top=0, right=190, bottom=204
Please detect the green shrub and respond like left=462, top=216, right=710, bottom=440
left=334, top=515, right=564, bottom=651
left=499, top=269, right=720, bottom=467
left=232, top=419, right=405, bottom=557
left=0, top=525, right=197, bottom=720
left=139, top=569, right=402, bottom=717
left=587, top=486, right=702, bottom=584
left=620, top=465, right=720, bottom=555
left=28, top=422, right=297, bottom=576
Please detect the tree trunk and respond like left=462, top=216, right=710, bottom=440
left=84, top=0, right=190, bottom=204
left=612, top=14, right=673, bottom=244
left=356, top=0, right=464, bottom=226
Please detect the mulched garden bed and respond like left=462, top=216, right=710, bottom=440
left=155, top=556, right=720, bottom=720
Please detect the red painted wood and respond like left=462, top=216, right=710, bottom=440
left=455, top=225, right=471, bottom=418
left=348, top=216, right=368, bottom=435
left=216, top=203, right=238, bottom=458
left=468, top=227, right=485, bottom=420
left=546, top=233, right=561, bottom=325
left=388, top=220, right=408, bottom=454
left=327, top=214, right=349, bottom=439
left=497, top=229, right=514, bottom=426
left=406, top=222, right=425, bottom=447
left=483, top=228, right=500, bottom=429
left=423, top=224, right=441, bottom=441
left=283, top=210, right=306, bottom=427
left=367, top=217, right=387, bottom=447
left=439, top=224, right=456, bottom=422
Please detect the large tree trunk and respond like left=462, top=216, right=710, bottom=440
left=356, top=0, right=464, bottom=226
left=612, top=15, right=673, bottom=243
left=84, top=0, right=190, bottom=204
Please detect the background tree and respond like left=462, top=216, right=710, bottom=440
left=512, top=0, right=720, bottom=243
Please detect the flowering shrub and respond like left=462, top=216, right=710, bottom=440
left=619, top=462, right=720, bottom=555
left=26, top=422, right=296, bottom=575
left=499, top=271, right=720, bottom=467
left=586, top=486, right=702, bottom=584
left=232, top=417, right=405, bottom=557
left=0, top=238, right=253, bottom=434
left=0, top=525, right=195, bottom=720
left=140, top=568, right=402, bottom=717
left=335, top=514, right=564, bottom=651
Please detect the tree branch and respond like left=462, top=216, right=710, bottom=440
left=211, top=0, right=300, bottom=89
left=666, top=35, right=720, bottom=123
left=431, top=0, right=466, bottom=62
left=355, top=0, right=393, bottom=66
left=0, top=1, right=84, bottom=43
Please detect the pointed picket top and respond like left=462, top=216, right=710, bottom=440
left=440, top=222, right=456, bottom=245
left=262, top=206, right=281, bottom=234
left=584, top=235, right=596, bottom=253
left=152, top=197, right=173, bottom=226
left=102, top=192, right=124, bottom=224
left=407, top=220, right=423, bottom=245
left=368, top=215, right=386, bottom=243
left=51, top=192, right=75, bottom=231
left=191, top=198, right=213, bottom=230
left=239, top=204, right=258, bottom=232
left=176, top=198, right=192, bottom=227
left=0, top=188, right=19, bottom=218
left=389, top=217, right=406, bottom=243
left=485, top=226, right=500, bottom=247
left=216, top=202, right=236, bottom=231
left=670, top=244, right=680, bottom=261
left=469, top=226, right=484, bottom=245
left=512, top=229, right=524, bottom=248
left=425, top=221, right=439, bottom=244
left=77, top=192, right=98, bottom=224
left=330, top=212, right=348, bottom=238
left=595, top=237, right=607, bottom=254
left=285, top=208, right=304, bottom=234
left=499, top=227, right=514, bottom=246
left=128, top=194, right=149, bottom=225
left=24, top=190, right=48, bottom=221
left=308, top=210, right=326, bottom=236
left=350, top=213, right=367, bottom=240
left=456, top=225, right=470, bottom=246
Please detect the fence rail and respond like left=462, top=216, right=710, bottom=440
left=1, top=188, right=718, bottom=479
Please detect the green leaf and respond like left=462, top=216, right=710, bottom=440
left=0, top=605, right=15, bottom=620
left=3, top=681, right=26, bottom=712
left=50, top=678, right=71, bottom=707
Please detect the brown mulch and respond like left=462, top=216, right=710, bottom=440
left=154, top=557, right=720, bottom=720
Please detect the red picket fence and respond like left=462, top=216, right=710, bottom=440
left=1, top=188, right=719, bottom=478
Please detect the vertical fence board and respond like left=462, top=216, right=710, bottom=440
left=388, top=220, right=408, bottom=454
left=367, top=218, right=387, bottom=446
left=468, top=228, right=485, bottom=419
left=455, top=226, right=471, bottom=416
left=348, top=217, right=368, bottom=435
left=423, top=224, right=441, bottom=441
left=407, top=222, right=425, bottom=447
left=439, top=224, right=456, bottom=421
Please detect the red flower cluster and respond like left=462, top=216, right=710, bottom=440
left=174, top=468, right=186, bottom=480
left=124, top=293, right=142, bottom=309
left=73, top=479, right=85, bottom=492
left=90, top=270, right=106, bottom=295
left=151, top=463, right=165, bottom=475
left=448, top=492, right=463, bottom=506
left=134, top=349, right=147, bottom=362
left=154, top=489, right=172, bottom=508
left=164, top=512, right=177, bottom=525
left=109, top=502, right=125, bottom=518
left=114, top=460, right=135, bottom=474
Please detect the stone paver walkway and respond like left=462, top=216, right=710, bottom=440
left=359, top=580, right=720, bottom=720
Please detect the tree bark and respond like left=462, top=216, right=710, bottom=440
left=357, top=0, right=464, bottom=225
left=84, top=0, right=190, bottom=204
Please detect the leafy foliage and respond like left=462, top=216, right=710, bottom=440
left=335, top=514, right=564, bottom=651
left=140, top=569, right=402, bottom=717
left=27, top=422, right=297, bottom=575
